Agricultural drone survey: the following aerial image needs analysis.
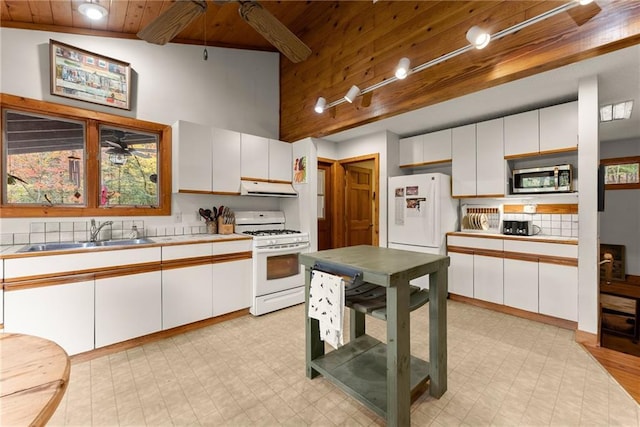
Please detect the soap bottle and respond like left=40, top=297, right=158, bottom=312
left=129, top=225, right=139, bottom=239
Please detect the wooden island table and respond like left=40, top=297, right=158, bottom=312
left=0, top=333, right=70, bottom=426
left=301, top=245, right=449, bottom=426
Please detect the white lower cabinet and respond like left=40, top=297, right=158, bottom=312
left=503, top=258, right=539, bottom=312
left=4, top=279, right=95, bottom=355
left=448, top=235, right=578, bottom=321
left=213, top=258, right=252, bottom=316
left=539, top=262, right=578, bottom=321
left=448, top=252, right=473, bottom=298
left=473, top=255, right=503, bottom=304
left=162, top=264, right=214, bottom=330
left=95, top=271, right=162, bottom=348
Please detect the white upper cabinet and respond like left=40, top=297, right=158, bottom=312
left=212, top=128, right=241, bottom=193
left=399, top=135, right=424, bottom=167
left=476, top=117, right=505, bottom=196
left=269, top=139, right=292, bottom=182
left=175, top=120, right=212, bottom=192
left=503, top=101, right=578, bottom=158
left=399, top=130, right=451, bottom=168
left=452, top=124, right=476, bottom=197
left=241, top=135, right=293, bottom=182
left=423, top=128, right=452, bottom=164
left=504, top=109, right=539, bottom=158
left=539, top=101, right=578, bottom=153
left=241, top=133, right=269, bottom=180
left=174, top=121, right=241, bottom=194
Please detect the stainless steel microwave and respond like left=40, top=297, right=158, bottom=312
left=512, top=164, right=573, bottom=194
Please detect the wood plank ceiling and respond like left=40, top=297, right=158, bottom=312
left=2, top=1, right=640, bottom=142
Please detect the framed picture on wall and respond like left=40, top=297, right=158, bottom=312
left=49, top=39, right=131, bottom=110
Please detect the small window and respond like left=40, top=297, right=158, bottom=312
left=601, top=156, right=640, bottom=190
left=99, top=126, right=159, bottom=207
left=3, top=110, right=86, bottom=206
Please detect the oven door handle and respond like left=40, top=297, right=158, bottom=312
left=255, top=242, right=310, bottom=253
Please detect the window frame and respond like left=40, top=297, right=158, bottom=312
left=1, top=93, right=172, bottom=217
left=600, top=155, right=640, bottom=190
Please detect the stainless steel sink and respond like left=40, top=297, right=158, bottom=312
left=17, top=238, right=154, bottom=253
left=92, top=238, right=154, bottom=247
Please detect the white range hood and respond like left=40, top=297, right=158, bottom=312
left=240, top=180, right=298, bottom=197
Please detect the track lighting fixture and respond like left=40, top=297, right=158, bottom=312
left=466, top=26, right=491, bottom=49
left=314, top=97, right=327, bottom=114
left=395, top=57, right=411, bottom=79
left=344, top=85, right=361, bottom=103
left=313, top=0, right=593, bottom=114
left=78, top=1, right=108, bottom=20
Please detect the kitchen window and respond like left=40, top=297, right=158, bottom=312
left=601, top=156, right=640, bottom=190
left=1, top=93, right=171, bottom=217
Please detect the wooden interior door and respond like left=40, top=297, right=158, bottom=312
left=317, top=160, right=333, bottom=250
left=345, top=164, right=373, bottom=247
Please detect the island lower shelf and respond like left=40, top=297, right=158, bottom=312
left=309, top=334, right=430, bottom=418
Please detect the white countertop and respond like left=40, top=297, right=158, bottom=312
left=0, top=233, right=252, bottom=258
left=448, top=231, right=578, bottom=244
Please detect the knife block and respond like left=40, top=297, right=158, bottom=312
left=218, top=216, right=234, bottom=235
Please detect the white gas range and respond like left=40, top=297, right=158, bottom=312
left=234, top=211, right=310, bottom=315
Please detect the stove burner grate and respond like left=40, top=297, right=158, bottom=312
left=242, top=229, right=301, bottom=237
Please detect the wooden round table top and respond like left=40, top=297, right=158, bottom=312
left=0, top=333, right=70, bottom=427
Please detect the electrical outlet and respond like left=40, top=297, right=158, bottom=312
left=523, top=204, right=537, bottom=214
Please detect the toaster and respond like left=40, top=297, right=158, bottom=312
left=503, top=220, right=534, bottom=236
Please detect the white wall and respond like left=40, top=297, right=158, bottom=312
left=281, top=138, right=318, bottom=250
left=577, top=75, right=600, bottom=334
left=0, top=28, right=281, bottom=235
left=0, top=28, right=279, bottom=136
left=600, top=137, right=640, bottom=276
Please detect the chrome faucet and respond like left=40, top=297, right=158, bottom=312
left=90, top=219, right=114, bottom=242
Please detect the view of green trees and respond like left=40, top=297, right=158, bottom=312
left=100, top=143, right=158, bottom=206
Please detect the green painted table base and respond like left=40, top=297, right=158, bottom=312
left=302, top=245, right=449, bottom=427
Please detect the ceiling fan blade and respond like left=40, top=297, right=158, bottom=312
left=238, top=1, right=311, bottom=63
left=103, top=140, right=122, bottom=148
left=137, top=0, right=207, bottom=45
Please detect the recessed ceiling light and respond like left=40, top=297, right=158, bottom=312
left=78, top=2, right=108, bottom=20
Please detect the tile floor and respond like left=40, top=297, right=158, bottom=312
left=49, top=300, right=640, bottom=426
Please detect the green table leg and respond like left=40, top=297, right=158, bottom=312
left=350, top=309, right=365, bottom=340
left=386, top=282, right=410, bottom=426
left=305, top=267, right=324, bottom=379
left=428, top=265, right=448, bottom=397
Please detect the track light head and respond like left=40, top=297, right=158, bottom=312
left=466, top=26, right=491, bottom=49
left=344, top=85, right=361, bottom=103
left=395, top=57, right=411, bottom=79
left=314, top=97, right=326, bottom=114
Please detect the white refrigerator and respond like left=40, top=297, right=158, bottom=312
left=388, top=173, right=459, bottom=289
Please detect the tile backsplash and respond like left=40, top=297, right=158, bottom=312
left=1, top=220, right=209, bottom=246
left=502, top=213, right=579, bottom=238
